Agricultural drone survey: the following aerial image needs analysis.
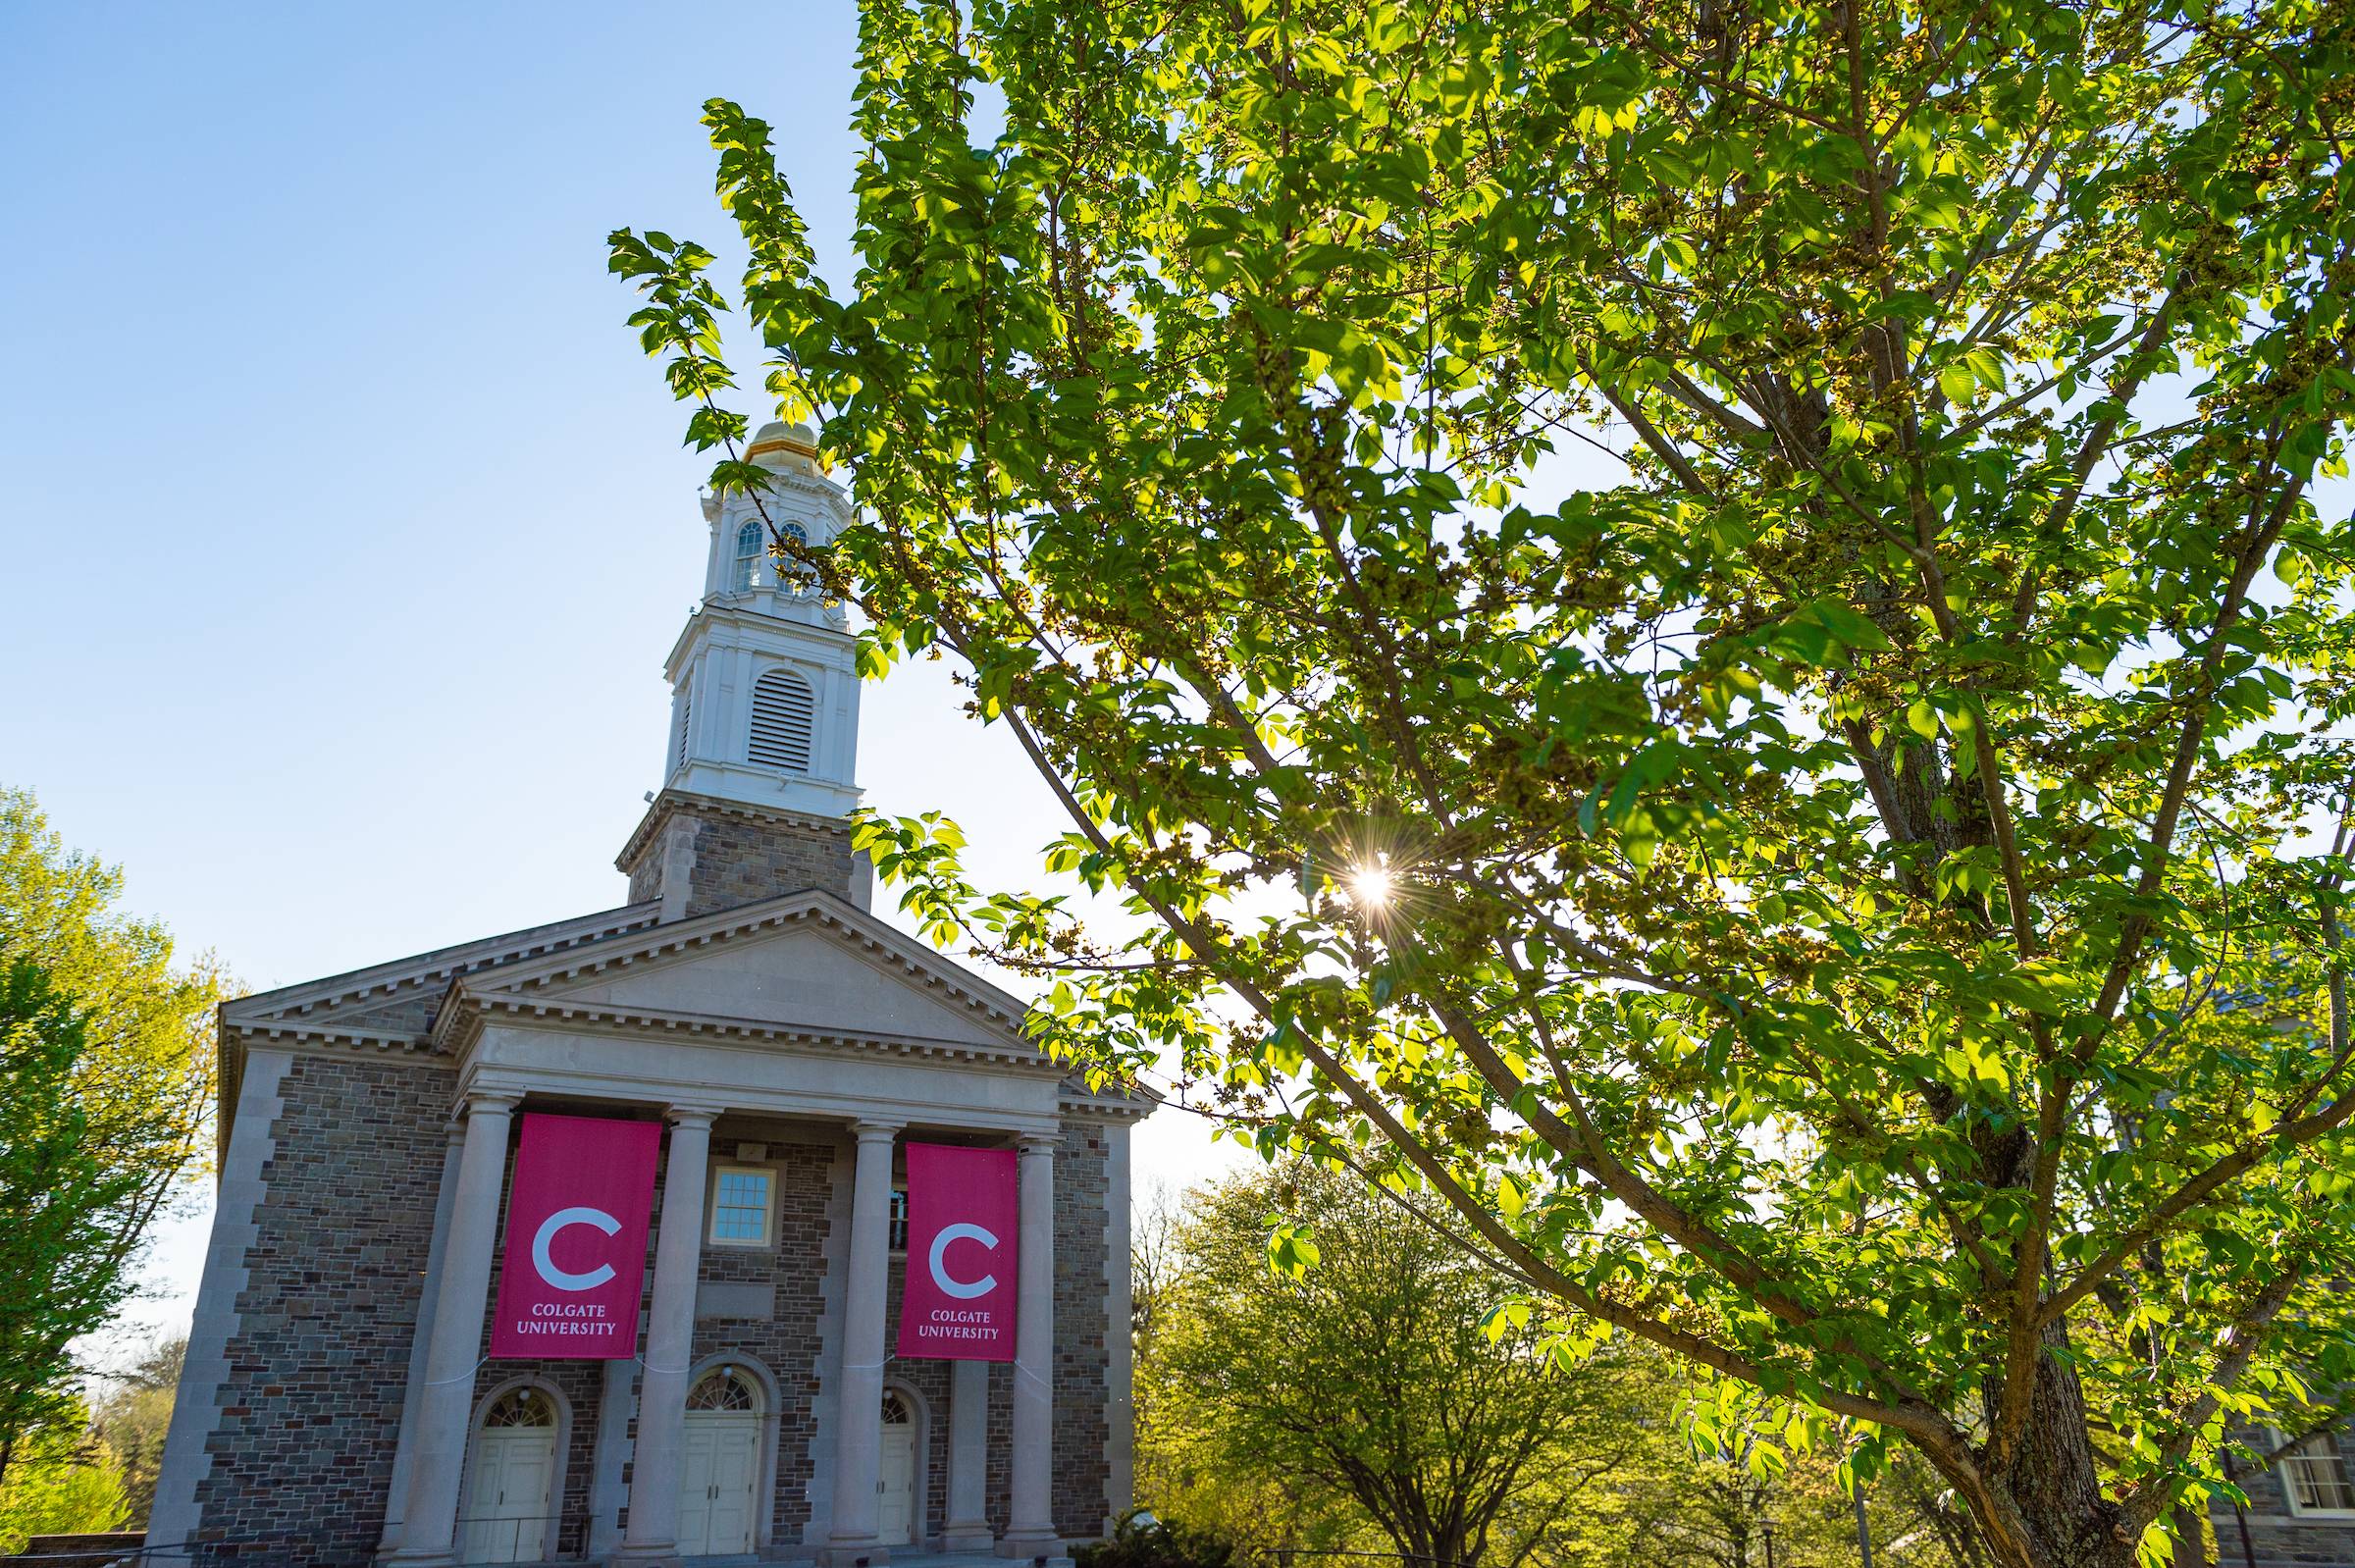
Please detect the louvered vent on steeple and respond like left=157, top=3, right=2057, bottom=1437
left=748, top=669, right=814, bottom=772
left=673, top=682, right=692, bottom=774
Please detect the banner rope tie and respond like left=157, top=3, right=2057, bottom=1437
left=424, top=1355, right=489, bottom=1387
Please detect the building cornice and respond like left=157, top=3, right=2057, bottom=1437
left=221, top=903, right=663, bottom=1029
left=660, top=599, right=855, bottom=682
left=614, top=790, right=858, bottom=875
left=439, top=994, right=1070, bottom=1076
left=223, top=1021, right=441, bottom=1059
left=1056, top=1087, right=1160, bottom=1124
left=729, top=462, right=854, bottom=513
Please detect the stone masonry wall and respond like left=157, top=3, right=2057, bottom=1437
left=619, top=792, right=861, bottom=917
left=191, top=1052, right=452, bottom=1565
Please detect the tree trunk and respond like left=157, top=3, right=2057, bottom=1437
left=1938, top=1321, right=2138, bottom=1568
left=2168, top=1503, right=2211, bottom=1568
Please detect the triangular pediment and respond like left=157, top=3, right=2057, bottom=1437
left=454, top=891, right=1037, bottom=1060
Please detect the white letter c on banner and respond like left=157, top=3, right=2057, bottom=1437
left=533, top=1205, right=620, bottom=1291
left=929, top=1222, right=1000, bottom=1299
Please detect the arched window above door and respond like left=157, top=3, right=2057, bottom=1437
left=686, top=1367, right=761, bottom=1414
left=481, top=1386, right=555, bottom=1429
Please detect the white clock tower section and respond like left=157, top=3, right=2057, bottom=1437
left=663, top=421, right=861, bottom=818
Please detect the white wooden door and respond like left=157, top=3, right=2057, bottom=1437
left=460, top=1428, right=554, bottom=1563
left=877, top=1422, right=917, bottom=1546
left=679, top=1413, right=760, bottom=1557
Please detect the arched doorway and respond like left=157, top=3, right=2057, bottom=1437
left=680, top=1366, right=763, bottom=1558
left=461, top=1385, right=559, bottom=1563
left=877, top=1389, right=917, bottom=1546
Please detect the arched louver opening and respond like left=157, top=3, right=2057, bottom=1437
left=748, top=669, right=814, bottom=772
left=734, top=520, right=763, bottom=591
left=672, top=682, right=692, bottom=774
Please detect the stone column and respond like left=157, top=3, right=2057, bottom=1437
left=1000, top=1134, right=1059, bottom=1556
left=942, top=1358, right=993, bottom=1552
left=826, top=1121, right=901, bottom=1562
left=584, top=1354, right=639, bottom=1559
left=617, top=1104, right=719, bottom=1564
left=385, top=1090, right=516, bottom=1566
left=377, top=1122, right=467, bottom=1557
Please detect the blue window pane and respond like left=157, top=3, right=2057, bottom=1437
left=712, top=1169, right=770, bottom=1242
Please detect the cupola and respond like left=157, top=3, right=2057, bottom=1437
left=620, top=421, right=869, bottom=919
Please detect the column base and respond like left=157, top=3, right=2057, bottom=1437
left=818, top=1538, right=891, bottom=1568
left=608, top=1543, right=684, bottom=1567
left=998, top=1531, right=1064, bottom=1560
left=942, top=1523, right=997, bottom=1554
left=378, top=1550, right=455, bottom=1568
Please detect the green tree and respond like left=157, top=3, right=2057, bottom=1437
left=1142, top=1166, right=1640, bottom=1568
left=1601, top=1404, right=1979, bottom=1568
left=0, top=964, right=133, bottom=1486
left=0, top=789, right=218, bottom=1486
left=612, top=1, right=2355, bottom=1563
left=1130, top=1189, right=1355, bottom=1561
left=0, top=1403, right=128, bottom=1554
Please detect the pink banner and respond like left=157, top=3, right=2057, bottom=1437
left=489, top=1113, right=660, bottom=1359
left=895, top=1142, right=1019, bottom=1362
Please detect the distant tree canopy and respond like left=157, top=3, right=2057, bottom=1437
left=1142, top=1166, right=1636, bottom=1568
left=615, top=0, right=2355, bottom=1564
left=0, top=789, right=217, bottom=1486
left=1136, top=1169, right=1988, bottom=1568
left=0, top=1400, right=126, bottom=1555
left=91, top=1337, right=183, bottom=1528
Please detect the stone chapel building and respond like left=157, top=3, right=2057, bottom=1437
left=145, top=422, right=1150, bottom=1567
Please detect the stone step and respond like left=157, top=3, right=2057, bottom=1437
left=5, top=1534, right=145, bottom=1568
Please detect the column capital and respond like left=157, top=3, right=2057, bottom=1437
left=666, top=1103, right=723, bottom=1129
left=461, top=1089, right=521, bottom=1120
left=851, top=1120, right=905, bottom=1144
left=1017, top=1132, right=1059, bottom=1157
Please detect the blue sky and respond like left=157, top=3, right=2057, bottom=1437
left=0, top=0, right=1228, bottom=1353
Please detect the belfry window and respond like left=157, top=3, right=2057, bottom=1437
left=777, top=521, right=811, bottom=593
left=734, top=521, right=763, bottom=591
left=748, top=670, right=815, bottom=773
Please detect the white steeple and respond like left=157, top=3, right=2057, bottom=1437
left=660, top=421, right=862, bottom=818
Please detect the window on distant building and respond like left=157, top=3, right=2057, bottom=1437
left=708, top=1166, right=774, bottom=1247
left=734, top=520, right=763, bottom=591
left=2276, top=1429, right=2355, bottom=1515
